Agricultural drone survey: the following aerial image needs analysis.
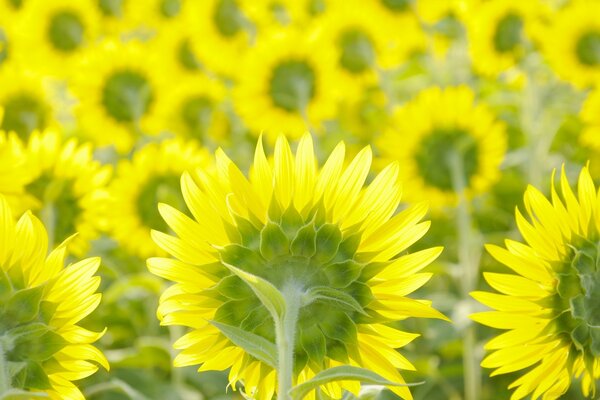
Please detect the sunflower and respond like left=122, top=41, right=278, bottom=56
left=94, top=0, right=138, bottom=35
left=186, top=0, right=254, bottom=77
left=466, top=0, right=544, bottom=77
left=106, top=138, right=211, bottom=259
left=148, top=134, right=447, bottom=400
left=581, top=88, right=600, bottom=152
left=17, top=129, right=111, bottom=256
left=541, top=1, right=600, bottom=88
left=377, top=86, right=507, bottom=208
left=241, top=0, right=313, bottom=30
left=471, top=166, right=600, bottom=399
left=233, top=27, right=339, bottom=141
left=0, top=194, right=108, bottom=399
left=17, top=0, right=99, bottom=78
left=72, top=39, right=167, bottom=153
left=0, top=65, right=58, bottom=141
left=130, top=0, right=187, bottom=32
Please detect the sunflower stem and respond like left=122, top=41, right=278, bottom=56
left=275, top=284, right=302, bottom=400
left=0, top=339, right=10, bottom=395
left=449, top=151, right=481, bottom=400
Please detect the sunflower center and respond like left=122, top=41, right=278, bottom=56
left=213, top=202, right=377, bottom=371
left=576, top=31, right=600, bottom=66
left=137, top=175, right=186, bottom=232
left=381, top=0, right=410, bottom=13
left=0, top=29, right=9, bottom=65
left=339, top=29, right=376, bottom=73
left=414, top=129, right=479, bottom=191
left=493, top=13, right=523, bottom=53
left=269, top=60, right=316, bottom=113
left=26, top=175, right=82, bottom=245
left=181, top=96, right=213, bottom=137
left=556, top=240, right=600, bottom=359
left=48, top=11, right=84, bottom=53
left=213, top=0, right=244, bottom=37
left=1, top=93, right=47, bottom=140
left=102, top=70, right=154, bottom=123
left=160, top=0, right=181, bottom=18
left=99, top=0, right=124, bottom=17
left=7, top=0, right=22, bottom=9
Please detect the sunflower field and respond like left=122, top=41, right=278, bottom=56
left=1, top=0, right=600, bottom=399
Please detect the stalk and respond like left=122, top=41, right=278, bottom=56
left=0, top=340, right=10, bottom=395
left=275, top=285, right=302, bottom=400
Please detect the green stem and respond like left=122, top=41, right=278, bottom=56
left=449, top=151, right=481, bottom=400
left=0, top=339, right=10, bottom=395
left=275, top=285, right=302, bottom=400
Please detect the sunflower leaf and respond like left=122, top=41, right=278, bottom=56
left=210, top=321, right=277, bottom=368
left=289, top=365, right=423, bottom=400
left=220, top=261, right=286, bottom=321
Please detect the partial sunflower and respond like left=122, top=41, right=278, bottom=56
left=186, top=0, right=254, bottom=77
left=148, top=134, right=447, bottom=400
left=472, top=166, right=600, bottom=399
left=17, top=129, right=111, bottom=256
left=377, top=86, right=507, bottom=208
left=72, top=39, right=167, bottom=153
left=541, top=1, right=600, bottom=88
left=0, top=194, right=108, bottom=399
left=241, top=0, right=313, bottom=30
left=107, top=138, right=211, bottom=259
left=233, top=27, right=339, bottom=141
left=130, top=0, right=187, bottom=32
left=466, top=0, right=545, bottom=77
left=17, top=0, right=99, bottom=78
left=416, top=0, right=476, bottom=25
left=0, top=12, right=25, bottom=73
left=581, top=88, right=600, bottom=152
left=368, top=0, right=426, bottom=68
left=0, top=65, right=58, bottom=141
left=94, top=0, right=138, bottom=35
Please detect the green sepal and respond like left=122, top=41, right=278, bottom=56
left=291, top=224, right=317, bottom=258
left=319, top=312, right=358, bottom=346
left=281, top=207, right=304, bottom=238
left=590, top=326, right=600, bottom=357
left=260, top=221, right=290, bottom=260
left=0, top=390, right=49, bottom=399
left=4, top=286, right=44, bottom=327
left=215, top=275, right=253, bottom=300
left=220, top=262, right=286, bottom=320
left=232, top=214, right=261, bottom=250
left=333, top=233, right=362, bottom=263
left=557, top=271, right=580, bottom=299
left=571, top=248, right=596, bottom=275
left=22, top=361, right=52, bottom=390
left=570, top=295, right=586, bottom=320
left=571, top=323, right=589, bottom=351
left=303, top=286, right=367, bottom=316
left=214, top=300, right=261, bottom=327
left=289, top=365, right=422, bottom=400
left=323, top=261, right=364, bottom=288
left=268, top=198, right=283, bottom=223
left=313, top=224, right=342, bottom=264
left=11, top=327, right=67, bottom=362
left=300, top=324, right=326, bottom=365
left=220, top=244, right=266, bottom=276
left=0, top=268, right=11, bottom=301
left=210, top=320, right=277, bottom=368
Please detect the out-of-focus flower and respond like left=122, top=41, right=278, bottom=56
left=472, top=166, right=600, bottom=399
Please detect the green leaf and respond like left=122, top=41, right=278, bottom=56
left=289, top=365, right=422, bottom=400
left=5, top=286, right=44, bottom=325
left=0, top=390, right=49, bottom=399
left=210, top=321, right=277, bottom=368
left=260, top=221, right=290, bottom=260
left=303, top=286, right=367, bottom=316
left=220, top=262, right=286, bottom=321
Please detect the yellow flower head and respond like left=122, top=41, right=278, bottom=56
left=233, top=27, right=339, bottom=141
left=19, top=129, right=112, bottom=256
left=148, top=134, right=447, bottom=400
left=72, top=39, right=168, bottom=153
left=541, top=1, right=600, bottom=88
left=107, top=138, right=212, bottom=259
left=472, top=166, right=600, bottom=399
left=377, top=86, right=507, bottom=208
left=16, top=0, right=100, bottom=78
left=0, top=65, right=58, bottom=141
left=0, top=194, right=108, bottom=399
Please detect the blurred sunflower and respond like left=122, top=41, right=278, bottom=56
left=0, top=194, right=108, bottom=399
left=148, top=134, right=447, bottom=400
left=94, top=0, right=138, bottom=35
left=580, top=88, right=600, bottom=152
left=233, top=27, right=339, bottom=141
left=0, top=13, right=23, bottom=72
left=466, top=0, right=543, bottom=77
left=242, top=0, right=312, bottom=30
left=130, top=0, right=187, bottom=32
left=107, top=138, right=211, bottom=259
left=72, top=39, right=167, bottom=153
left=186, top=0, right=254, bottom=77
left=19, top=130, right=111, bottom=256
left=18, top=0, right=99, bottom=77
left=541, top=1, right=600, bottom=88
left=472, top=166, right=600, bottom=399
left=0, top=130, right=31, bottom=202
left=377, top=86, right=507, bottom=208
left=0, top=66, right=58, bottom=141
left=151, top=26, right=204, bottom=75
